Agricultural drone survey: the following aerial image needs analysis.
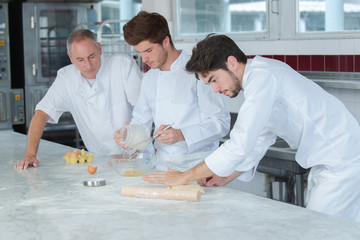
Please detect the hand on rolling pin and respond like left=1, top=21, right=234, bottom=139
left=113, top=122, right=131, bottom=149
left=198, top=171, right=244, bottom=187
left=143, top=169, right=187, bottom=186
left=154, top=124, right=184, bottom=145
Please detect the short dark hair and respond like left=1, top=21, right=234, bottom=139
left=185, top=34, right=247, bottom=79
left=123, top=11, right=174, bottom=47
left=67, top=29, right=97, bottom=53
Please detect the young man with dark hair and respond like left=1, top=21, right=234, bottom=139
left=144, top=34, right=360, bottom=222
left=114, top=12, right=230, bottom=171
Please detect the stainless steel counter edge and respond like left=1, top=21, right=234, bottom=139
left=300, top=71, right=360, bottom=89
left=266, top=146, right=296, bottom=161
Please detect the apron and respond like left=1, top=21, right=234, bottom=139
left=306, top=160, right=360, bottom=222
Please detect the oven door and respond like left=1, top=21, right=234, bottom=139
left=24, top=85, right=48, bottom=123
left=25, top=85, right=75, bottom=125
left=25, top=84, right=79, bottom=147
left=22, top=3, right=93, bottom=85
left=0, top=88, right=12, bottom=130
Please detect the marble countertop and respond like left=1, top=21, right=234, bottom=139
left=1, top=130, right=360, bottom=240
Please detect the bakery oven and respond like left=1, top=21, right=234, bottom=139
left=9, top=1, right=100, bottom=147
left=8, top=1, right=141, bottom=147
left=0, top=2, right=15, bottom=131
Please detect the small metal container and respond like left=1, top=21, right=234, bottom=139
left=83, top=178, right=106, bottom=187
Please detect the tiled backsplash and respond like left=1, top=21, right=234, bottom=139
left=244, top=55, right=360, bottom=123
left=247, top=55, right=360, bottom=72
left=324, top=88, right=360, bottom=124
left=144, top=54, right=360, bottom=73
left=143, top=53, right=360, bottom=123
left=219, top=54, right=360, bottom=124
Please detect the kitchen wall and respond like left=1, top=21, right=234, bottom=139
left=176, top=40, right=360, bottom=124
left=143, top=0, right=360, bottom=123
left=325, top=88, right=360, bottom=123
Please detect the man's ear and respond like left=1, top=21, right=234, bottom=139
left=162, top=36, right=170, bottom=48
left=226, top=56, right=238, bottom=71
left=67, top=52, right=73, bottom=64
left=97, top=42, right=102, bottom=55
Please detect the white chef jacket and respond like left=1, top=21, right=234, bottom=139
left=206, top=56, right=360, bottom=178
left=131, top=51, right=230, bottom=171
left=36, top=54, right=142, bottom=155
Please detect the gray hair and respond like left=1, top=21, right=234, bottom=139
left=67, top=29, right=98, bottom=53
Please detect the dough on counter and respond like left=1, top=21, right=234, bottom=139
left=168, top=182, right=204, bottom=194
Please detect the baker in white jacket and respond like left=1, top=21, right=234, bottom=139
left=114, top=12, right=230, bottom=171
left=143, top=34, right=360, bottom=222
left=14, top=29, right=142, bottom=169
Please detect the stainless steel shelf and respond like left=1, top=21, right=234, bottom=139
left=300, top=71, right=360, bottom=89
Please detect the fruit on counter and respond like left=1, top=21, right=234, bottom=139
left=63, top=149, right=94, bottom=164
left=64, top=151, right=72, bottom=163
left=69, top=151, right=80, bottom=164
left=88, top=165, right=98, bottom=174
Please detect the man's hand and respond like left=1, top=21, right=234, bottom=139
left=113, top=122, right=131, bottom=148
left=13, top=110, right=49, bottom=170
left=143, top=162, right=215, bottom=187
left=155, top=125, right=184, bottom=145
left=14, top=155, right=39, bottom=170
left=142, top=169, right=188, bottom=186
left=198, top=171, right=243, bottom=187
left=198, top=175, right=230, bottom=187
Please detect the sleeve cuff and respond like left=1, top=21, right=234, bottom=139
left=235, top=166, right=256, bottom=182
left=205, top=147, right=239, bottom=177
left=35, top=105, right=61, bottom=124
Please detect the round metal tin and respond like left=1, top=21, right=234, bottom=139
left=83, top=178, right=106, bottom=187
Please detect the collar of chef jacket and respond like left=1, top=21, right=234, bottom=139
left=169, top=50, right=185, bottom=72
left=149, top=50, right=185, bottom=74
left=241, top=57, right=260, bottom=90
left=79, top=55, right=105, bottom=100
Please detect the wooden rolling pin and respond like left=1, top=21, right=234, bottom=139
left=121, top=186, right=201, bottom=202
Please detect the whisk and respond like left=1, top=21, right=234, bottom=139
left=126, top=123, right=174, bottom=157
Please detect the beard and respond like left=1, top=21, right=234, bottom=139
left=222, top=69, right=242, bottom=98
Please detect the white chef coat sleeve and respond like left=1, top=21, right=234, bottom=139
left=205, top=70, right=279, bottom=177
left=35, top=70, right=71, bottom=124
left=121, top=57, right=142, bottom=107
left=181, top=80, right=230, bottom=153
left=234, top=130, right=277, bottom=182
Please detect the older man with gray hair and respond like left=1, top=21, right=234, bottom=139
left=14, top=29, right=142, bottom=169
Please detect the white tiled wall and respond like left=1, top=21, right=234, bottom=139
left=325, top=88, right=360, bottom=123
left=177, top=38, right=360, bottom=56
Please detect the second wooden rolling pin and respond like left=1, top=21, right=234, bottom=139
left=121, top=186, right=201, bottom=202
